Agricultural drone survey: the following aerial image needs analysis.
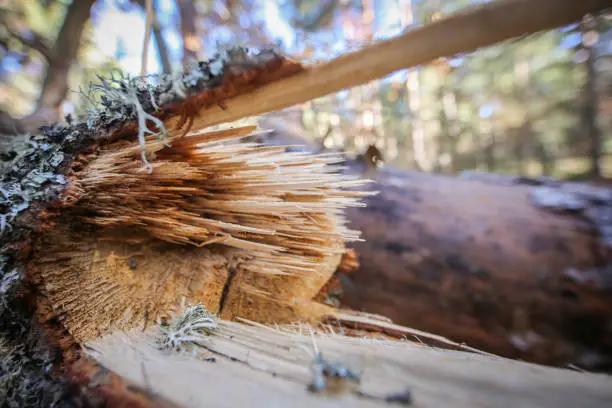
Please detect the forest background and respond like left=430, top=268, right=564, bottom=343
left=1, top=0, right=611, bottom=180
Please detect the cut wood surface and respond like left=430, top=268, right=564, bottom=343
left=83, top=320, right=612, bottom=408
left=165, top=0, right=612, bottom=135
left=336, top=167, right=612, bottom=369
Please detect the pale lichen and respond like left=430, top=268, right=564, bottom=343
left=158, top=304, right=218, bottom=352
left=79, top=47, right=277, bottom=172
left=88, top=72, right=170, bottom=173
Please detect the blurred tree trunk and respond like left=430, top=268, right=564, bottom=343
left=481, top=115, right=496, bottom=172
left=26, top=0, right=96, bottom=124
left=0, top=111, right=25, bottom=135
left=133, top=0, right=172, bottom=74
left=357, top=0, right=383, bottom=152
left=514, top=122, right=529, bottom=175
left=177, top=0, right=199, bottom=68
left=399, top=0, right=428, bottom=171
left=151, top=0, right=172, bottom=74
left=581, top=14, right=602, bottom=180
left=513, top=56, right=532, bottom=175
left=440, top=81, right=459, bottom=173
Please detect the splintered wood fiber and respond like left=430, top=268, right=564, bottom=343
left=31, top=221, right=231, bottom=342
left=30, top=125, right=370, bottom=342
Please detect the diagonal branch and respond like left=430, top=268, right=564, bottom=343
left=5, top=29, right=55, bottom=62
left=133, top=0, right=172, bottom=74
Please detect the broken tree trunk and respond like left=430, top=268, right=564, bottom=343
left=331, top=167, right=612, bottom=370
left=2, top=0, right=612, bottom=405
left=1, top=50, right=362, bottom=406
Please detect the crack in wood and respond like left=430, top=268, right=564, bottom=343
left=217, top=263, right=237, bottom=315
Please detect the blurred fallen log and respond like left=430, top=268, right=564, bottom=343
left=332, top=168, right=612, bottom=371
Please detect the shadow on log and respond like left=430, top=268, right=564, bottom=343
left=334, top=166, right=612, bottom=370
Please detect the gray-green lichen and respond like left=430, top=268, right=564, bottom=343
left=0, top=46, right=283, bottom=407
left=0, top=138, right=67, bottom=236
left=157, top=304, right=218, bottom=353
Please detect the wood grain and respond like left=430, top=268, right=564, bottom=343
left=85, top=321, right=612, bottom=408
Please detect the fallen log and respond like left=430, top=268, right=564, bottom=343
left=333, top=168, right=612, bottom=370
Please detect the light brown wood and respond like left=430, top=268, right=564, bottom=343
left=30, top=126, right=371, bottom=344
left=31, top=221, right=232, bottom=342
left=166, top=0, right=612, bottom=134
left=84, top=321, right=612, bottom=408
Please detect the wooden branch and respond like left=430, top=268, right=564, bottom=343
left=133, top=0, right=172, bottom=74
left=82, top=321, right=612, bottom=408
left=6, top=29, right=55, bottom=61
left=166, top=0, right=612, bottom=133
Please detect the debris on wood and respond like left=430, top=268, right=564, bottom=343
left=82, top=320, right=612, bottom=408
left=383, top=389, right=413, bottom=405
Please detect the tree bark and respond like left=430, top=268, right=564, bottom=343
left=28, top=0, right=96, bottom=123
left=334, top=167, right=612, bottom=371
